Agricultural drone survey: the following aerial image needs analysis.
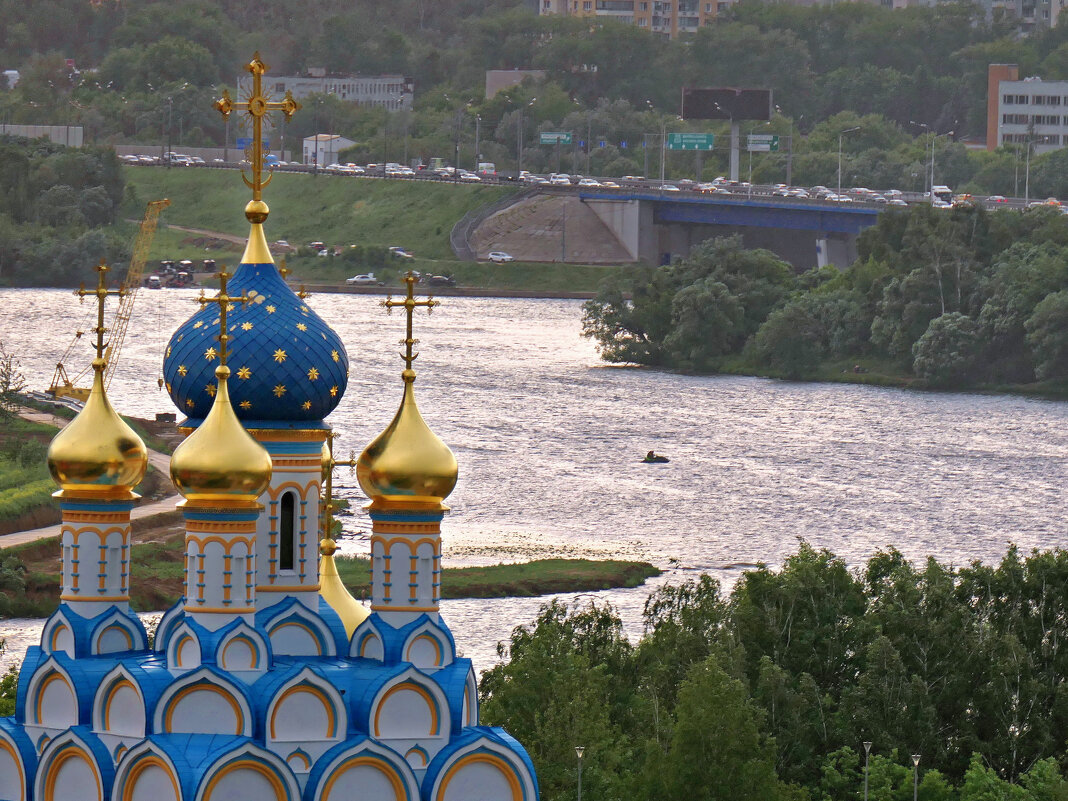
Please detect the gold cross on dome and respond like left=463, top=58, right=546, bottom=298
left=76, top=260, right=126, bottom=364
left=195, top=269, right=249, bottom=367
left=383, top=271, right=438, bottom=372
left=214, top=52, right=300, bottom=202
left=320, top=432, right=358, bottom=554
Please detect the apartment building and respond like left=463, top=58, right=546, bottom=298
left=987, top=64, right=1068, bottom=154
left=539, top=0, right=731, bottom=37
left=237, top=69, right=413, bottom=111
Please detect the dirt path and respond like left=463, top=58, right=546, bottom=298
left=163, top=224, right=247, bottom=245
left=0, top=407, right=180, bottom=548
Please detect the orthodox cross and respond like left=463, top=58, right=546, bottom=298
left=384, top=271, right=439, bottom=372
left=76, top=260, right=125, bottom=364
left=214, top=52, right=300, bottom=202
left=321, top=433, right=357, bottom=553
left=195, top=269, right=249, bottom=367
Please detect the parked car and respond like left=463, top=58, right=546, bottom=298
left=388, top=246, right=415, bottom=260
left=424, top=274, right=456, bottom=287
left=488, top=251, right=514, bottom=263
left=346, top=273, right=381, bottom=285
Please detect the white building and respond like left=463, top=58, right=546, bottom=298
left=239, top=70, right=413, bottom=111
left=302, top=134, right=356, bottom=167
left=995, top=76, right=1068, bottom=154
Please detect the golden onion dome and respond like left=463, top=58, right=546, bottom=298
left=357, top=370, right=457, bottom=505
left=46, top=360, right=148, bottom=495
left=170, top=365, right=272, bottom=504
left=319, top=538, right=369, bottom=637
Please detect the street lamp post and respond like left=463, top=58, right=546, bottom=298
left=912, top=754, right=921, bottom=801
left=863, top=742, right=872, bottom=801
left=475, top=113, right=481, bottom=170
left=714, top=102, right=738, bottom=181
left=575, top=747, right=585, bottom=801
left=838, top=126, right=861, bottom=200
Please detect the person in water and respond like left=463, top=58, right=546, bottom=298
left=647, top=450, right=656, bottom=461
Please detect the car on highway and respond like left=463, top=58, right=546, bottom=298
left=549, top=174, right=572, bottom=185
left=986, top=195, right=1009, bottom=205
left=577, top=178, right=601, bottom=187
left=883, top=189, right=904, bottom=198
left=459, top=171, right=482, bottom=181
left=488, top=251, right=514, bottom=263
left=346, top=273, right=381, bottom=285
left=424, top=274, right=456, bottom=287
left=658, top=184, right=680, bottom=192
left=888, top=198, right=908, bottom=206
left=600, top=180, right=620, bottom=188
left=388, top=246, right=415, bottom=260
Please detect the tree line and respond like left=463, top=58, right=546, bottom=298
left=0, top=135, right=129, bottom=286
left=6, top=1, right=1068, bottom=194
left=582, top=203, right=1068, bottom=390
left=480, top=543, right=1068, bottom=801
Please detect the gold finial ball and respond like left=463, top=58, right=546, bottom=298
left=321, top=538, right=338, bottom=556
left=216, top=365, right=231, bottom=380
left=245, top=199, right=270, bottom=224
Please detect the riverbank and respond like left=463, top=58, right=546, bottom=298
left=0, top=525, right=661, bottom=617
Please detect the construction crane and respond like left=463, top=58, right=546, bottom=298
left=48, top=198, right=170, bottom=401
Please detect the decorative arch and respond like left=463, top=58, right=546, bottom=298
left=463, top=668, right=478, bottom=728
left=153, top=669, right=252, bottom=737
left=93, top=666, right=146, bottom=737
left=152, top=602, right=186, bottom=654
left=266, top=668, right=345, bottom=743
left=354, top=629, right=384, bottom=661
left=35, top=733, right=108, bottom=801
left=113, top=744, right=182, bottom=801
left=168, top=624, right=201, bottom=671
left=433, top=751, right=525, bottom=801
left=404, top=745, right=429, bottom=769
left=0, top=732, right=29, bottom=801
left=305, top=741, right=419, bottom=801
left=261, top=602, right=336, bottom=657
left=370, top=669, right=449, bottom=740
left=401, top=620, right=454, bottom=670
left=44, top=613, right=75, bottom=658
left=194, top=744, right=299, bottom=801
left=215, top=622, right=270, bottom=673
left=28, top=660, right=78, bottom=728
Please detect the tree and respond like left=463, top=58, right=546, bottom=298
left=747, top=301, right=825, bottom=378
left=912, top=311, right=980, bottom=386
left=654, top=652, right=784, bottom=801
left=0, top=340, right=26, bottom=419
left=1025, top=290, right=1068, bottom=381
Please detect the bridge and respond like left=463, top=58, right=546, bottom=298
left=465, top=187, right=888, bottom=270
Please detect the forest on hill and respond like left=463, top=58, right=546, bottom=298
left=4, top=1, right=1068, bottom=192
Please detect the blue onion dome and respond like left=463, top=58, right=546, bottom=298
left=162, top=202, right=349, bottom=424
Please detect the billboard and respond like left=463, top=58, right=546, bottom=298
left=681, top=88, right=773, bottom=122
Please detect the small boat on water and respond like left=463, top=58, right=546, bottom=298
left=642, top=451, right=669, bottom=464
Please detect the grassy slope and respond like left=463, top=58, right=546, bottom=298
left=121, top=168, right=628, bottom=293
left=123, top=168, right=512, bottom=261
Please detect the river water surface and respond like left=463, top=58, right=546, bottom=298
left=1, top=288, right=1066, bottom=671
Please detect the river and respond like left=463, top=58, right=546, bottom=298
left=1, top=288, right=1066, bottom=672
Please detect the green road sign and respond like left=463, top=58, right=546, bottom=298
left=540, top=132, right=572, bottom=145
left=747, top=134, right=780, bottom=152
left=666, top=133, right=714, bottom=151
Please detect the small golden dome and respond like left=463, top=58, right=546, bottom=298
left=320, top=539, right=369, bottom=637
left=46, top=360, right=148, bottom=496
left=170, top=366, right=272, bottom=504
left=357, top=370, right=457, bottom=505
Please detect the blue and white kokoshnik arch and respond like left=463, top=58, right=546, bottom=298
left=0, top=257, right=539, bottom=798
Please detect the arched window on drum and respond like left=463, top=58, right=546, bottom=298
left=279, top=492, right=296, bottom=572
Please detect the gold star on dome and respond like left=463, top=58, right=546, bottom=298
left=331, top=350, right=340, bottom=362
left=177, top=364, right=188, bottom=376
left=273, top=384, right=286, bottom=397
left=226, top=303, right=235, bottom=312
left=301, top=305, right=309, bottom=312
left=307, top=367, right=319, bottom=380
left=296, top=322, right=307, bottom=332
left=237, top=366, right=252, bottom=380
left=266, top=304, right=276, bottom=314
left=193, top=321, right=203, bottom=329
left=273, top=349, right=287, bottom=363
left=186, top=399, right=195, bottom=408
left=302, top=400, right=312, bottom=411
left=177, top=334, right=184, bottom=342
left=205, top=384, right=217, bottom=397
left=166, top=346, right=172, bottom=357
left=329, top=385, right=338, bottom=397
left=165, top=382, right=172, bottom=393
left=240, top=400, right=252, bottom=409
left=204, top=346, right=217, bottom=360
left=242, top=322, right=253, bottom=331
